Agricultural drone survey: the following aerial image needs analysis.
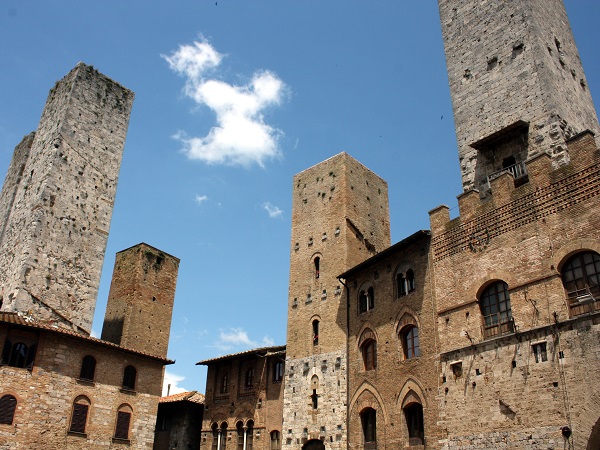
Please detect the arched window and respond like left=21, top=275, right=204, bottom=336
left=403, top=402, right=424, bottom=445
left=561, top=251, right=600, bottom=316
left=359, top=287, right=375, bottom=313
left=246, top=420, right=254, bottom=450
left=480, top=281, right=513, bottom=339
left=312, top=320, right=319, bottom=346
left=362, top=339, right=377, bottom=370
left=314, top=257, right=320, bottom=279
left=114, top=404, right=132, bottom=440
left=79, top=355, right=96, bottom=381
left=245, top=368, right=254, bottom=390
left=406, top=269, right=415, bottom=293
left=401, top=326, right=420, bottom=359
left=0, top=329, right=38, bottom=369
left=212, top=423, right=219, bottom=450
left=270, top=431, right=281, bottom=450
left=220, top=373, right=229, bottom=394
left=122, top=365, right=136, bottom=391
left=360, top=408, right=376, bottom=449
left=273, top=360, right=284, bottom=382
left=0, top=394, right=17, bottom=425
left=237, top=421, right=245, bottom=450
left=69, top=395, right=90, bottom=434
left=220, top=422, right=228, bottom=450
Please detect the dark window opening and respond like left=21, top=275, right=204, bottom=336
left=122, top=365, right=136, bottom=391
left=220, top=374, right=229, bottom=394
left=561, top=251, right=600, bottom=316
left=314, top=257, right=320, bottom=279
left=359, top=287, right=375, bottom=313
left=245, top=368, right=254, bottom=390
left=397, top=274, right=406, bottom=297
left=533, top=342, right=548, bottom=363
left=246, top=420, right=254, bottom=450
left=360, top=407, right=376, bottom=449
left=312, top=320, right=319, bottom=346
left=362, top=339, right=377, bottom=371
left=0, top=395, right=17, bottom=425
left=404, top=403, right=424, bottom=446
left=79, top=355, right=96, bottom=381
left=273, top=361, right=284, bottom=382
left=237, top=421, right=245, bottom=450
left=311, top=389, right=318, bottom=410
left=1, top=330, right=38, bottom=369
left=406, top=269, right=415, bottom=293
left=270, top=431, right=281, bottom=450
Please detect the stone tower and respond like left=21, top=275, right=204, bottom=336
left=101, top=243, right=179, bottom=358
left=0, top=63, right=133, bottom=334
left=438, top=0, right=599, bottom=194
left=283, top=153, right=390, bottom=450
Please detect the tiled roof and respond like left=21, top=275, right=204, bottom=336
left=0, top=312, right=174, bottom=364
left=196, top=345, right=286, bottom=365
left=160, top=391, right=205, bottom=404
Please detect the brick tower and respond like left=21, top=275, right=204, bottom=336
left=101, top=243, right=179, bottom=358
left=0, top=63, right=133, bottom=334
left=283, top=153, right=390, bottom=450
left=438, top=0, right=599, bottom=195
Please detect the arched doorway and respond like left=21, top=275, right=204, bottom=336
left=302, top=439, right=325, bottom=450
left=588, top=416, right=600, bottom=450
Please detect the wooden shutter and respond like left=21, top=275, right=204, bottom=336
left=115, top=411, right=131, bottom=439
left=69, top=403, right=88, bottom=433
left=0, top=395, right=16, bottom=425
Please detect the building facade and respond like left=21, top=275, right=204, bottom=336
left=154, top=391, right=205, bottom=450
left=199, top=346, right=286, bottom=450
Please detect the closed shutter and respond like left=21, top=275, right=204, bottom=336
left=0, top=395, right=16, bottom=425
left=69, top=403, right=88, bottom=433
left=115, top=411, right=131, bottom=439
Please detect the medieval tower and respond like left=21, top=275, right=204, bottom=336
left=0, top=63, right=133, bottom=334
left=101, top=242, right=180, bottom=358
left=438, top=0, right=599, bottom=195
left=283, top=153, right=390, bottom=450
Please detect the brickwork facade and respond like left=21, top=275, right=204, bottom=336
left=438, top=0, right=600, bottom=194
left=0, top=63, right=134, bottom=334
left=283, top=153, right=390, bottom=450
left=199, top=346, right=285, bottom=450
left=102, top=243, right=179, bottom=358
left=341, top=231, right=441, bottom=450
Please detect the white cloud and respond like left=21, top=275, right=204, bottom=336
left=213, top=327, right=274, bottom=353
left=263, top=201, right=283, bottom=218
left=195, top=194, right=209, bottom=205
left=162, top=370, right=190, bottom=397
left=90, top=328, right=100, bottom=338
left=164, top=38, right=286, bottom=168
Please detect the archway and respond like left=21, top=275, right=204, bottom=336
left=302, top=439, right=325, bottom=450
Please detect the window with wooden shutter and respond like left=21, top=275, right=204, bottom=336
left=0, top=395, right=17, bottom=425
left=69, top=403, right=88, bottom=433
left=115, top=410, right=131, bottom=440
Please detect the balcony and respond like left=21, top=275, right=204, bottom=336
left=482, top=315, right=515, bottom=340
left=486, top=161, right=528, bottom=188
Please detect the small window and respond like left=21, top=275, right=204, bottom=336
left=122, top=365, right=136, bottom=391
left=212, top=423, right=219, bottom=450
left=220, top=373, right=229, bottom=394
left=397, top=273, right=406, bottom=297
left=314, top=257, right=320, bottom=279
left=1, top=329, right=38, bottom=369
left=532, top=342, right=547, bottom=363
left=406, top=269, right=415, bottom=293
left=114, top=404, right=132, bottom=441
left=69, top=396, right=90, bottom=434
left=220, top=422, right=228, bottom=450
left=79, top=355, right=96, bottom=381
left=245, top=368, right=254, bottom=390
left=362, top=339, right=377, bottom=370
left=404, top=403, right=424, bottom=445
left=359, top=287, right=375, bottom=313
left=402, top=326, right=421, bottom=359
left=273, top=361, right=284, bottom=382
left=311, top=389, right=318, bottom=410
left=312, top=320, right=319, bottom=346
left=270, top=431, right=281, bottom=450
left=0, top=394, right=17, bottom=425
left=360, top=408, right=376, bottom=448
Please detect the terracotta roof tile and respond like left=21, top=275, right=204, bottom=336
left=196, top=345, right=286, bottom=365
left=160, top=391, right=205, bottom=404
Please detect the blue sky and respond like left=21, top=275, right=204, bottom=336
left=1, top=1, right=598, bottom=395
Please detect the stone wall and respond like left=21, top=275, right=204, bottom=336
left=438, top=0, right=599, bottom=193
left=0, top=322, right=165, bottom=449
left=0, top=63, right=134, bottom=334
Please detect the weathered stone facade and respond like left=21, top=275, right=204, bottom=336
left=283, top=153, right=390, bottom=450
left=0, top=63, right=134, bottom=334
left=438, top=0, right=600, bottom=194
left=198, top=346, right=286, bottom=450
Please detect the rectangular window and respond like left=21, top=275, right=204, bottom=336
left=115, top=411, right=131, bottom=440
left=533, top=342, right=547, bottom=363
left=69, top=403, right=88, bottom=434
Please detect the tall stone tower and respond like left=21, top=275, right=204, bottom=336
left=283, top=153, right=390, bottom=450
left=0, top=63, right=133, bottom=334
left=101, top=243, right=179, bottom=358
left=438, top=0, right=599, bottom=194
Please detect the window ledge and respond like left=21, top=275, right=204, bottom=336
left=112, top=437, right=131, bottom=445
left=76, top=378, right=95, bottom=386
left=120, top=388, right=137, bottom=395
left=67, top=431, right=87, bottom=438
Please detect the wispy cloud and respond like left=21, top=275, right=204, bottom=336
left=162, top=370, right=190, bottom=397
left=195, top=194, right=209, bottom=205
left=164, top=37, right=287, bottom=168
left=213, top=327, right=275, bottom=352
left=263, top=201, right=283, bottom=218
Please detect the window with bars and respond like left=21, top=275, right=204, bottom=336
left=0, top=394, right=17, bottom=425
left=69, top=397, right=90, bottom=434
